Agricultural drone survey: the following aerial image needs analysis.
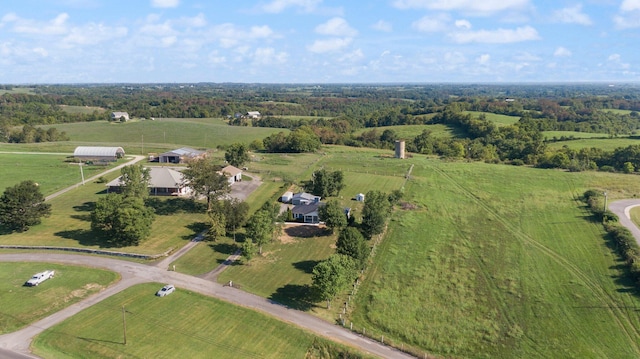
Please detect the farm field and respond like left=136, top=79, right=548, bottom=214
left=463, top=111, right=521, bottom=126
left=31, top=282, right=365, bottom=359
left=542, top=130, right=613, bottom=140
left=353, top=123, right=462, bottom=140
left=59, top=105, right=105, bottom=114
left=546, top=137, right=640, bottom=151
left=0, top=153, right=111, bottom=195
left=38, top=118, right=287, bottom=155
left=0, top=262, right=118, bottom=334
left=350, top=158, right=640, bottom=358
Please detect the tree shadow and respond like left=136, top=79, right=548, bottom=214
left=211, top=242, right=237, bottom=256
left=292, top=260, right=320, bottom=274
left=269, top=284, right=315, bottom=311
left=284, top=225, right=331, bottom=238
left=146, top=197, right=206, bottom=215
left=73, top=201, right=95, bottom=212
left=54, top=229, right=119, bottom=248
left=183, top=222, right=208, bottom=240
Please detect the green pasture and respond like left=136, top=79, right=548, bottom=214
left=543, top=130, right=612, bottom=140
left=0, top=168, right=207, bottom=255
left=602, top=109, right=635, bottom=115
left=0, top=262, right=118, bottom=334
left=631, top=207, right=640, bottom=228
left=463, top=111, right=521, bottom=126
left=0, top=153, right=110, bottom=195
left=0, top=142, right=80, bottom=153
left=546, top=137, right=640, bottom=151
left=32, top=282, right=357, bottom=359
left=38, top=118, right=287, bottom=155
left=0, top=87, right=35, bottom=95
left=350, top=158, right=640, bottom=358
left=169, top=237, right=238, bottom=276
left=353, top=123, right=461, bottom=140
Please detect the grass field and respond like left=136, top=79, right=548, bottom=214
left=0, top=153, right=111, bottom=195
left=38, top=118, right=288, bottom=155
left=631, top=207, right=640, bottom=228
left=602, top=109, right=635, bottom=115
left=59, top=105, right=105, bottom=114
left=349, top=158, right=640, bottom=358
left=0, top=262, right=118, bottom=334
left=353, top=123, right=462, bottom=140
left=546, top=137, right=640, bottom=151
left=463, top=111, right=521, bottom=126
left=31, top=282, right=351, bottom=359
left=169, top=237, right=238, bottom=276
left=542, top=130, right=613, bottom=140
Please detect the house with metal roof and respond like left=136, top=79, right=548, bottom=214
left=158, top=147, right=206, bottom=164
left=106, top=167, right=191, bottom=196
left=292, top=192, right=321, bottom=205
left=73, top=146, right=125, bottom=162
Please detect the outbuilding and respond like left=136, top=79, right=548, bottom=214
left=106, top=167, right=191, bottom=196
left=356, top=193, right=365, bottom=202
left=221, top=165, right=243, bottom=184
left=158, top=147, right=206, bottom=164
left=73, top=146, right=125, bottom=162
left=281, top=191, right=294, bottom=203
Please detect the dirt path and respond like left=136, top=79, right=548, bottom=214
left=0, top=253, right=413, bottom=359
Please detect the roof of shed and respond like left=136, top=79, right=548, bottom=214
left=74, top=146, right=125, bottom=157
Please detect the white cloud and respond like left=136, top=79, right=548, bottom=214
left=621, top=0, right=640, bottom=12
left=613, top=13, right=640, bottom=28
left=307, top=37, right=352, bottom=53
left=3, top=13, right=69, bottom=36
left=449, top=26, right=540, bottom=43
left=151, top=0, right=180, bottom=8
left=477, top=54, right=490, bottom=65
left=551, top=5, right=592, bottom=25
left=209, top=23, right=275, bottom=48
left=62, top=23, right=128, bottom=46
left=315, top=17, right=357, bottom=37
left=252, top=47, right=288, bottom=65
left=554, top=46, right=572, bottom=57
left=607, top=53, right=630, bottom=69
left=372, top=20, right=392, bottom=32
left=392, top=0, right=529, bottom=15
left=412, top=14, right=450, bottom=32
left=339, top=49, right=364, bottom=63
left=455, top=19, right=472, bottom=29
left=260, top=0, right=322, bottom=13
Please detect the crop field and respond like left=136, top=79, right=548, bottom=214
left=38, top=118, right=287, bottom=155
left=0, top=153, right=110, bottom=195
left=463, top=111, right=521, bottom=126
left=0, top=262, right=118, bottom=334
left=546, top=137, right=640, bottom=151
left=350, top=158, right=640, bottom=358
left=31, top=282, right=343, bottom=359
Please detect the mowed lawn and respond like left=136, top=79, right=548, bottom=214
left=350, top=158, right=640, bottom=358
left=0, top=153, right=109, bottom=195
left=463, top=111, right=521, bottom=126
left=0, top=262, right=118, bottom=334
left=32, top=283, right=321, bottom=359
left=546, top=137, right=640, bottom=151
left=39, top=118, right=287, bottom=154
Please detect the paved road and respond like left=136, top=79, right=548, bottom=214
left=0, top=253, right=413, bottom=359
left=609, top=199, right=640, bottom=246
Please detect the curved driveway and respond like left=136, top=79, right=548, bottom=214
left=608, top=199, right=640, bottom=246
left=0, top=253, right=412, bottom=359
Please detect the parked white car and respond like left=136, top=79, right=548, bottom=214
left=156, top=284, right=175, bottom=297
left=25, top=270, right=55, bottom=286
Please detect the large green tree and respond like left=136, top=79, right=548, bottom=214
left=312, top=254, right=357, bottom=309
left=0, top=180, right=51, bottom=232
left=361, top=190, right=391, bottom=239
left=225, top=143, right=250, bottom=167
left=336, top=227, right=369, bottom=269
left=245, top=208, right=275, bottom=254
left=318, top=200, right=347, bottom=233
left=182, top=158, right=230, bottom=212
left=118, top=164, right=151, bottom=199
left=304, top=169, right=345, bottom=198
left=91, top=194, right=155, bottom=246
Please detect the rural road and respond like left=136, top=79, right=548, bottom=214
left=608, top=199, right=640, bottom=246
left=0, top=253, right=413, bottom=359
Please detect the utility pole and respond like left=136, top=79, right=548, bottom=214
left=122, top=305, right=127, bottom=345
left=604, top=191, right=608, bottom=213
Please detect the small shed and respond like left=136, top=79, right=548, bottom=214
left=281, top=191, right=294, bottom=203
left=246, top=111, right=261, bottom=119
left=74, top=146, right=125, bottom=162
left=111, top=111, right=130, bottom=121
left=221, top=165, right=242, bottom=184
left=356, top=193, right=365, bottom=202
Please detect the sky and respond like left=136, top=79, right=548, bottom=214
left=0, top=0, right=639, bottom=84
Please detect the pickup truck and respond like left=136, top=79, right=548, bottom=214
left=25, top=270, right=55, bottom=286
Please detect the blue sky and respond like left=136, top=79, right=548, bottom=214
left=0, top=0, right=639, bottom=83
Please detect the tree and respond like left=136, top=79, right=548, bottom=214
left=225, top=143, right=250, bottom=167
left=311, top=254, right=357, bottom=309
left=204, top=209, right=226, bottom=241
left=336, top=227, right=369, bottom=268
left=304, top=169, right=345, bottom=198
left=182, top=158, right=230, bottom=212
left=242, top=239, right=257, bottom=263
left=119, top=164, right=151, bottom=199
left=91, top=194, right=155, bottom=246
left=0, top=180, right=51, bottom=232
left=361, top=190, right=391, bottom=239
left=245, top=208, right=275, bottom=254
left=318, top=200, right=347, bottom=233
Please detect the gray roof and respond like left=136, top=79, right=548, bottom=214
left=292, top=202, right=324, bottom=215
left=292, top=192, right=319, bottom=201
left=160, top=147, right=205, bottom=157
left=107, top=167, right=185, bottom=189
left=74, top=146, right=125, bottom=157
